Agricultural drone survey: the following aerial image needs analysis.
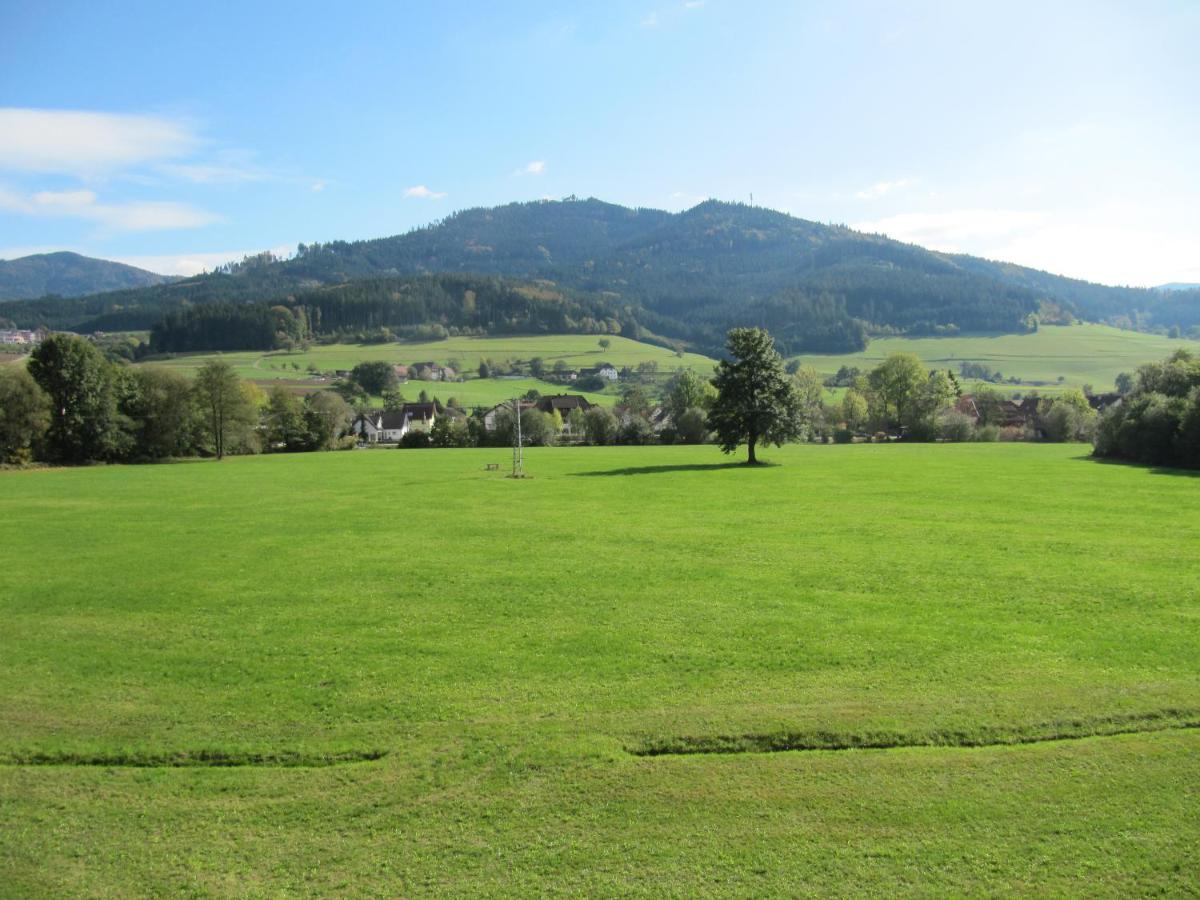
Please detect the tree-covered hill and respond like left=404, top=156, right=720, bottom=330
left=0, top=251, right=173, bottom=301
left=2, top=198, right=1197, bottom=352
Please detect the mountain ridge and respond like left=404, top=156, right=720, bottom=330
left=1, top=199, right=1197, bottom=351
left=0, top=251, right=173, bottom=302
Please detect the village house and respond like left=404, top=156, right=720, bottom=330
left=579, top=364, right=619, bottom=382
left=535, top=394, right=593, bottom=419
left=482, top=400, right=535, bottom=432
left=409, top=362, right=456, bottom=381
left=0, top=329, right=38, bottom=345
left=353, top=402, right=438, bottom=443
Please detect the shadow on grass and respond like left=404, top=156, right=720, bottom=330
left=569, top=461, right=776, bottom=477
left=1085, top=455, right=1200, bottom=478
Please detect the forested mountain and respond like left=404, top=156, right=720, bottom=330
left=2, top=199, right=1197, bottom=353
left=0, top=252, right=172, bottom=301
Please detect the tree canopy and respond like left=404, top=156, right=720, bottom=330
left=707, top=327, right=805, bottom=464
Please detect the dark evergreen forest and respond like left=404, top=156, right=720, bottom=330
left=3, top=198, right=1196, bottom=354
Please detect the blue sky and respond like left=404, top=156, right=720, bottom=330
left=1, top=0, right=1197, bottom=286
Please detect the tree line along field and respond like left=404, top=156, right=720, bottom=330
left=790, top=323, right=1196, bottom=394
left=1, top=443, right=1197, bottom=894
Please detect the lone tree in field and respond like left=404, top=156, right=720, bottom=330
left=193, top=360, right=254, bottom=460
left=707, top=327, right=804, bottom=465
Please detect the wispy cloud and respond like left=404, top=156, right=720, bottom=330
left=110, top=243, right=297, bottom=276
left=515, top=160, right=547, bottom=176
left=641, top=11, right=659, bottom=27
left=852, top=208, right=1046, bottom=251
left=850, top=207, right=1200, bottom=286
left=159, top=162, right=266, bottom=184
left=855, top=177, right=918, bottom=200
left=683, top=1, right=705, bottom=8
left=404, top=184, right=447, bottom=199
left=0, top=184, right=220, bottom=231
left=0, top=108, right=198, bottom=176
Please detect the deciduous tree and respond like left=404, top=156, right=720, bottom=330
left=192, top=360, right=255, bottom=460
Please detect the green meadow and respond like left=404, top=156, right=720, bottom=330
left=143, top=334, right=717, bottom=382
left=791, top=323, right=1195, bottom=393
left=1, top=444, right=1198, bottom=895
left=359, top=376, right=613, bottom=410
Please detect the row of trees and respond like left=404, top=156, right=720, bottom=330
left=1093, top=349, right=1200, bottom=468
left=0, top=334, right=355, bottom=465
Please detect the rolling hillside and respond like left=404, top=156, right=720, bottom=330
left=3, top=200, right=1197, bottom=351
left=789, top=323, right=1195, bottom=394
left=0, top=251, right=172, bottom=301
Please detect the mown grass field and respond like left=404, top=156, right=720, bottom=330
left=143, top=334, right=716, bottom=382
left=791, top=323, right=1195, bottom=393
left=1, top=444, right=1198, bottom=895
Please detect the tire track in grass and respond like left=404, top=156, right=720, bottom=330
left=0, top=748, right=388, bottom=768
left=628, top=709, right=1200, bottom=757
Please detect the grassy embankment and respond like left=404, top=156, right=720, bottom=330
left=1, top=443, right=1198, bottom=894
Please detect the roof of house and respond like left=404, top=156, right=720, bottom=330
left=401, top=402, right=437, bottom=420
left=536, top=394, right=593, bottom=415
left=378, top=410, right=410, bottom=430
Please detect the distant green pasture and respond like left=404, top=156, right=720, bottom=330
left=791, top=323, right=1194, bottom=393
left=142, top=334, right=716, bottom=382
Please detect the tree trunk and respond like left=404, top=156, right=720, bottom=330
left=747, top=436, right=758, bottom=465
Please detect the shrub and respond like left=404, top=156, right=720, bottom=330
left=974, top=424, right=1000, bottom=442
left=938, top=410, right=975, bottom=443
left=399, top=431, right=432, bottom=449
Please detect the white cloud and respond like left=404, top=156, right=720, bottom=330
left=641, top=11, right=659, bottom=27
left=853, top=207, right=1200, bottom=286
left=403, top=184, right=447, bottom=199
left=158, top=162, right=265, bottom=184
left=0, top=183, right=219, bottom=231
left=522, top=160, right=547, bottom=176
left=669, top=190, right=708, bottom=208
left=852, top=208, right=1047, bottom=250
left=855, top=177, right=918, bottom=200
left=0, top=108, right=198, bottom=175
left=310, top=180, right=326, bottom=192
left=112, top=243, right=296, bottom=276
left=683, top=1, right=705, bottom=8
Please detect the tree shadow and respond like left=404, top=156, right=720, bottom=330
left=569, top=461, right=773, bottom=477
left=1084, top=455, right=1200, bottom=478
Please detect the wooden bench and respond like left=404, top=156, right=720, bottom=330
left=485, top=463, right=500, bottom=471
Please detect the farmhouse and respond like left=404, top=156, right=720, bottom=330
left=410, top=362, right=456, bottom=381
left=580, top=364, right=619, bottom=381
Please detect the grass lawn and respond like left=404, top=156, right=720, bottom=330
left=141, top=334, right=717, bottom=382
left=791, top=323, right=1196, bottom=394
left=1, top=444, right=1198, bottom=894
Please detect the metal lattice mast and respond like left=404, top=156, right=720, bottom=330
left=511, top=397, right=524, bottom=478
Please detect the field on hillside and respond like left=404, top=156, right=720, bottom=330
left=143, top=334, right=717, bottom=382
left=2, top=445, right=1198, bottom=894
left=259, top=375, right=613, bottom=410
left=791, top=323, right=1195, bottom=394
